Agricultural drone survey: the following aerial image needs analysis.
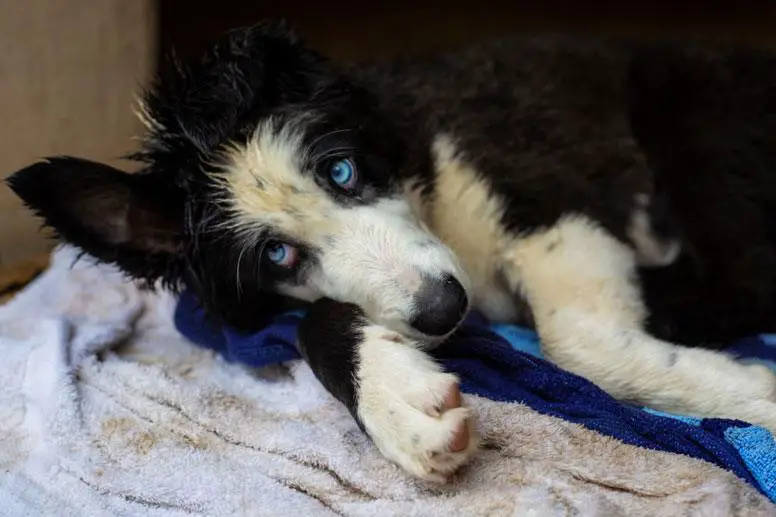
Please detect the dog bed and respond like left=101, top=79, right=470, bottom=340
left=1, top=245, right=774, bottom=516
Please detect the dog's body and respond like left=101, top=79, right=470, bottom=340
left=9, top=22, right=776, bottom=482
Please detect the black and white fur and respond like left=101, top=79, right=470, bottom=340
left=9, top=21, right=776, bottom=482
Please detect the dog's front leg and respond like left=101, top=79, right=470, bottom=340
left=298, top=298, right=478, bottom=482
left=505, top=214, right=776, bottom=430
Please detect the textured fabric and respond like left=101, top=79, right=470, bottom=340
left=3, top=246, right=775, bottom=516
left=726, top=426, right=776, bottom=501
left=175, top=288, right=776, bottom=502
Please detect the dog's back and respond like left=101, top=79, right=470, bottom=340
left=352, top=36, right=776, bottom=345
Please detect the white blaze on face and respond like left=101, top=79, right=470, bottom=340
left=309, top=198, right=468, bottom=331
left=213, top=118, right=469, bottom=332
left=212, top=118, right=338, bottom=239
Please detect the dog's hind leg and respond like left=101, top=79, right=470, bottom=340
left=504, top=213, right=776, bottom=431
left=297, top=298, right=479, bottom=482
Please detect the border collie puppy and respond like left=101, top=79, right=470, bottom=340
left=8, top=21, right=776, bottom=482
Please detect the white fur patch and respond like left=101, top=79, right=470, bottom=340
left=355, top=326, right=479, bottom=482
left=628, top=194, right=681, bottom=267
left=429, top=135, right=517, bottom=323
left=503, top=214, right=776, bottom=430
left=307, top=198, right=468, bottom=335
left=213, top=117, right=333, bottom=239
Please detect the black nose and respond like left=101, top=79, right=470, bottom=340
left=410, top=274, right=469, bottom=336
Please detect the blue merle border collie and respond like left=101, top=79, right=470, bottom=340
left=8, top=20, right=776, bottom=482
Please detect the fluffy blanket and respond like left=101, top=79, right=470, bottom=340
left=1, top=245, right=775, bottom=516
left=175, top=290, right=776, bottom=501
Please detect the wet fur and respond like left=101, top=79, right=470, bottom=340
left=8, top=21, right=776, bottom=481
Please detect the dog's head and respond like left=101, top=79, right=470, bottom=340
left=6, top=21, right=470, bottom=339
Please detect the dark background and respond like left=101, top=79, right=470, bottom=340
left=157, top=1, right=776, bottom=65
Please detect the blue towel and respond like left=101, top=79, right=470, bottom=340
left=173, top=288, right=776, bottom=501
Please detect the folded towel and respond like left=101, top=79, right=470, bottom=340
left=174, top=288, right=776, bottom=502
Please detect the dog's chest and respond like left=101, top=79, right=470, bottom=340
left=425, top=136, right=532, bottom=325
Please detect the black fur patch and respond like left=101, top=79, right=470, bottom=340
left=297, top=298, right=365, bottom=429
left=6, top=157, right=185, bottom=289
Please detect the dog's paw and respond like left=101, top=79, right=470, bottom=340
left=355, top=330, right=479, bottom=482
left=669, top=357, right=776, bottom=433
left=729, top=363, right=776, bottom=433
left=737, top=399, right=776, bottom=435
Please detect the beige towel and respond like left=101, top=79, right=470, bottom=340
left=0, top=245, right=773, bottom=516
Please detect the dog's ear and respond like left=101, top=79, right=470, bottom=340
left=141, top=19, right=331, bottom=157
left=5, top=157, right=185, bottom=284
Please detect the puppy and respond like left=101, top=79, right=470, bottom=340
left=9, top=21, right=776, bottom=482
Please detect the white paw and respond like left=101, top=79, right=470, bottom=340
left=355, top=328, right=479, bottom=482
left=721, top=363, right=776, bottom=433
left=661, top=354, right=776, bottom=433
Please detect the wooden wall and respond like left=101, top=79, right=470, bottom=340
left=0, top=0, right=156, bottom=265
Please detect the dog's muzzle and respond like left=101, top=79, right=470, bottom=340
left=409, top=273, right=469, bottom=336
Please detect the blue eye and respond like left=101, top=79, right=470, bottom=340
left=265, top=241, right=298, bottom=268
left=329, top=158, right=358, bottom=190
